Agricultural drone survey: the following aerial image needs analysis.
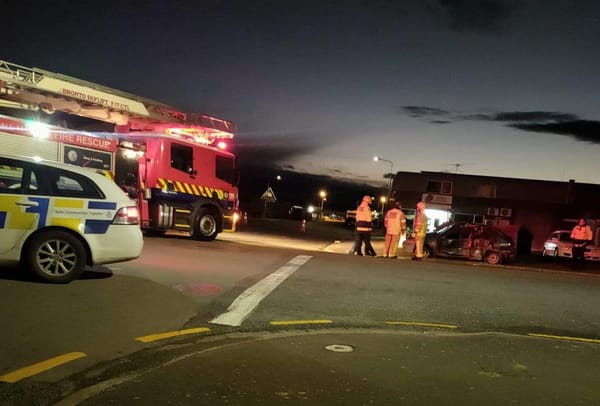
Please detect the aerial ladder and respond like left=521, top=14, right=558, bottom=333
left=0, top=58, right=235, bottom=138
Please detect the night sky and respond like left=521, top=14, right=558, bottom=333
left=2, top=0, right=600, bottom=199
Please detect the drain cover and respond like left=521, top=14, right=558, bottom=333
left=325, top=344, right=354, bottom=353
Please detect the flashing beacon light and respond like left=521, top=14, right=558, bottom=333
left=25, top=120, right=51, bottom=139
left=123, top=149, right=137, bottom=159
left=217, top=141, right=227, bottom=150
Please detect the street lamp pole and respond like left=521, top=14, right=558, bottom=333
left=373, top=156, right=394, bottom=199
left=319, top=190, right=327, bottom=220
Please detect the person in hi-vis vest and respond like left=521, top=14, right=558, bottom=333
left=349, top=195, right=377, bottom=256
left=411, top=201, right=428, bottom=260
left=382, top=200, right=406, bottom=258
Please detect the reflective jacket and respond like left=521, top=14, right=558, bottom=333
left=571, top=224, right=592, bottom=241
left=413, top=212, right=428, bottom=237
left=355, top=202, right=372, bottom=232
left=385, top=208, right=406, bottom=235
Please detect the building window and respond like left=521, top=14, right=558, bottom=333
left=426, top=180, right=453, bottom=195
left=170, top=143, right=194, bottom=174
left=474, top=184, right=497, bottom=198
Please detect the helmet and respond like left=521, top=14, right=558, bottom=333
left=416, top=201, right=426, bottom=210
left=362, top=195, right=372, bottom=203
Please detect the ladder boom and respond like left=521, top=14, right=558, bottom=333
left=0, top=59, right=233, bottom=134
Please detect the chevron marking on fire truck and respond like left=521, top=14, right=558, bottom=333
left=156, top=177, right=225, bottom=200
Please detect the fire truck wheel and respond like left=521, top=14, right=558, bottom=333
left=191, top=208, right=219, bottom=241
left=24, top=230, right=87, bottom=283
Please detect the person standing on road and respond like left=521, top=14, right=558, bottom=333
left=411, top=201, right=428, bottom=261
left=382, top=200, right=406, bottom=258
left=570, top=218, right=592, bottom=269
left=349, top=195, right=377, bottom=256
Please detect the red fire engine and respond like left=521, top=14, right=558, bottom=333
left=0, top=59, right=239, bottom=240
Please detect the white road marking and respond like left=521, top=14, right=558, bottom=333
left=210, top=255, right=312, bottom=327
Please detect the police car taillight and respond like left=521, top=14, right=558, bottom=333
left=112, top=206, right=140, bottom=225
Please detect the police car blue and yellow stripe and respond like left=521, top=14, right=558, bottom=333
left=0, top=196, right=118, bottom=235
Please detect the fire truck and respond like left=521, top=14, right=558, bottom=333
left=0, top=59, right=239, bottom=240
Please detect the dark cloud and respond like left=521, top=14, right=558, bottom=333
left=510, top=120, right=600, bottom=144
left=401, top=105, right=600, bottom=144
left=493, top=111, right=579, bottom=122
left=434, top=0, right=517, bottom=34
left=402, top=105, right=450, bottom=118
left=234, top=132, right=324, bottom=170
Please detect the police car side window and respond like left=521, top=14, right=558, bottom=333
left=0, top=162, right=25, bottom=194
left=47, top=168, right=104, bottom=199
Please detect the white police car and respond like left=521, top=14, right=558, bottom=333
left=0, top=154, right=143, bottom=283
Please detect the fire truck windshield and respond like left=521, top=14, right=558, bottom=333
left=216, top=155, right=236, bottom=185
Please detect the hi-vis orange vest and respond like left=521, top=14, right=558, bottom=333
left=356, top=202, right=372, bottom=232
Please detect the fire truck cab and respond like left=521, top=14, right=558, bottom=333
left=116, top=133, right=239, bottom=240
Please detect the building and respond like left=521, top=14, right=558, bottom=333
left=391, top=171, right=600, bottom=253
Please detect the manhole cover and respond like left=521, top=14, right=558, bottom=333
left=325, top=344, right=354, bottom=353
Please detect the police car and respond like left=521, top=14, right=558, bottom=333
left=0, top=154, right=143, bottom=283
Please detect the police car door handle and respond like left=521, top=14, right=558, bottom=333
left=16, top=201, right=38, bottom=207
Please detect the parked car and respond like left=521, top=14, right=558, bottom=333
left=404, top=222, right=515, bottom=264
left=541, top=230, right=600, bottom=261
left=0, top=154, right=144, bottom=283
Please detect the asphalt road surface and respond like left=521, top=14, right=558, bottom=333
left=1, top=224, right=600, bottom=405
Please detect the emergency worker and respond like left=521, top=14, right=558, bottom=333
left=411, top=201, right=428, bottom=260
left=570, top=218, right=592, bottom=269
left=349, top=195, right=377, bottom=256
left=382, top=200, right=406, bottom=258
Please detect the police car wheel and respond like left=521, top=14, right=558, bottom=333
left=423, top=245, right=432, bottom=258
left=191, top=208, right=218, bottom=241
left=25, top=230, right=86, bottom=283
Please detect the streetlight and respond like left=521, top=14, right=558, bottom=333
left=319, top=190, right=327, bottom=220
left=380, top=196, right=387, bottom=215
left=373, top=156, right=394, bottom=199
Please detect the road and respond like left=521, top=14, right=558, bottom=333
left=1, top=225, right=600, bottom=405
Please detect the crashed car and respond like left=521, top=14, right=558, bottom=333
left=404, top=222, right=515, bottom=264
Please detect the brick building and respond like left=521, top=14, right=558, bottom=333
left=391, top=171, right=600, bottom=253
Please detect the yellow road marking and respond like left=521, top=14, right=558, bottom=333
left=135, top=327, right=210, bottom=343
left=270, top=320, right=333, bottom=326
left=528, top=333, right=600, bottom=344
left=385, top=321, right=459, bottom=329
left=0, top=352, right=86, bottom=383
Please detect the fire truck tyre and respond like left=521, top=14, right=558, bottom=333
left=484, top=251, right=502, bottom=265
left=24, top=230, right=86, bottom=283
left=192, top=208, right=219, bottom=241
